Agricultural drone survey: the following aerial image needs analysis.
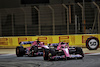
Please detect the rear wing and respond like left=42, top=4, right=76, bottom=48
left=49, top=43, right=59, bottom=47
left=19, top=41, right=34, bottom=45
left=49, top=43, right=69, bottom=47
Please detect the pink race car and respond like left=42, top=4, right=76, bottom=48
left=43, top=42, right=84, bottom=61
left=16, top=40, right=49, bottom=57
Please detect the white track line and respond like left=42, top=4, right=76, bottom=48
left=0, top=54, right=15, bottom=56
left=85, top=53, right=100, bottom=55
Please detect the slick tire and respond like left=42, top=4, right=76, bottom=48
left=43, top=49, right=49, bottom=60
left=75, top=47, right=84, bottom=58
left=16, top=46, right=25, bottom=57
left=49, top=48, right=56, bottom=56
left=33, top=46, right=38, bottom=53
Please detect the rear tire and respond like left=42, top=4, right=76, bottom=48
left=49, top=48, right=56, bottom=56
left=28, top=46, right=38, bottom=57
left=33, top=46, right=38, bottom=53
left=43, top=49, right=49, bottom=60
left=16, top=46, right=25, bottom=57
left=48, top=48, right=56, bottom=61
left=75, top=47, right=84, bottom=58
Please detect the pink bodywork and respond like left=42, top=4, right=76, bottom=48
left=56, top=42, right=70, bottom=57
left=26, top=41, right=47, bottom=51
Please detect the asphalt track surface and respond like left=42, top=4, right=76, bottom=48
left=0, top=48, right=100, bottom=67
left=0, top=54, right=100, bottom=67
left=0, top=51, right=100, bottom=67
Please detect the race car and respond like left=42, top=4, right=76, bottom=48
left=16, top=40, right=49, bottom=57
left=43, top=42, right=84, bottom=61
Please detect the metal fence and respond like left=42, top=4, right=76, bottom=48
left=0, top=1, right=100, bottom=36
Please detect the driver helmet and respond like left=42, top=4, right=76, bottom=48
left=40, top=42, right=44, bottom=45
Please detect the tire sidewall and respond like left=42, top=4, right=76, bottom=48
left=49, top=48, right=56, bottom=56
left=75, top=47, right=84, bottom=57
left=43, top=49, right=49, bottom=60
left=16, top=46, right=24, bottom=57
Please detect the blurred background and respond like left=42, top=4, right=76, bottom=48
left=0, top=0, right=100, bottom=36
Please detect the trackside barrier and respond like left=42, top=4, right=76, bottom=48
left=0, top=34, right=100, bottom=48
